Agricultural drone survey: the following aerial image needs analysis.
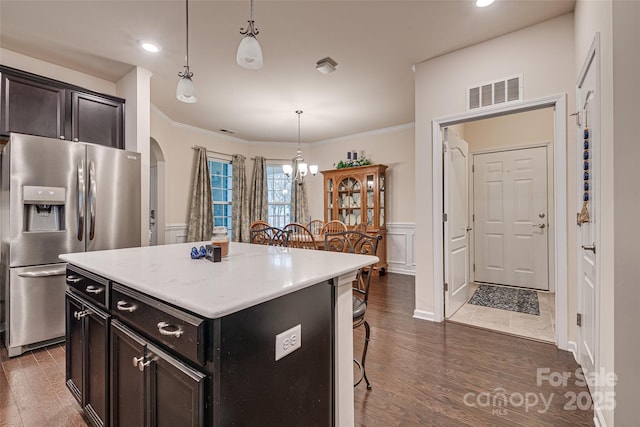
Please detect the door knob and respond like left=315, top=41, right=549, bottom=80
left=532, top=223, right=546, bottom=229
left=582, top=243, right=596, bottom=253
left=539, top=213, right=546, bottom=218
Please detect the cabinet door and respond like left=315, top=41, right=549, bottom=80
left=71, top=91, right=124, bottom=149
left=147, top=343, right=205, bottom=427
left=1, top=72, right=66, bottom=139
left=110, top=321, right=146, bottom=427
left=85, top=306, right=110, bottom=427
left=65, top=292, right=84, bottom=404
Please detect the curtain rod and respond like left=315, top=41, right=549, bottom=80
left=191, top=146, right=288, bottom=162
left=191, top=146, right=232, bottom=158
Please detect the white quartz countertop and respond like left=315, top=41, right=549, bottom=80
left=59, top=242, right=378, bottom=318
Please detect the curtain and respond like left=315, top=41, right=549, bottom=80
left=291, top=159, right=310, bottom=224
left=231, top=154, right=250, bottom=242
left=187, top=147, right=213, bottom=242
left=249, top=156, right=268, bottom=224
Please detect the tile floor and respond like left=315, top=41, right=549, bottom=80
left=448, top=283, right=556, bottom=342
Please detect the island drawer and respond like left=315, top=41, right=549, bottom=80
left=111, top=283, right=206, bottom=366
left=66, top=265, right=109, bottom=309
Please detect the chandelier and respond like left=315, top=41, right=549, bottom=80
left=283, top=110, right=318, bottom=181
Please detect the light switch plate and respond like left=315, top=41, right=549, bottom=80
left=275, top=324, right=301, bottom=361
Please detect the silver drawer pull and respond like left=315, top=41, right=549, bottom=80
left=85, top=285, right=103, bottom=294
left=138, top=358, right=151, bottom=372
left=133, top=356, right=144, bottom=368
left=67, top=275, right=83, bottom=283
left=74, top=310, right=89, bottom=320
left=157, top=321, right=184, bottom=338
left=116, top=300, right=138, bottom=312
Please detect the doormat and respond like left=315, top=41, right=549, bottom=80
left=468, top=284, right=540, bottom=315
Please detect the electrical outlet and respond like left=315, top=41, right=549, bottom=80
left=275, top=324, right=301, bottom=361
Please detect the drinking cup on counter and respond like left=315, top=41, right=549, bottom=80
left=211, top=226, right=229, bottom=257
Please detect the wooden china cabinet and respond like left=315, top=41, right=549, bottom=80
left=321, top=164, right=388, bottom=274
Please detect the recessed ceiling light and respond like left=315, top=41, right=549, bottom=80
left=316, top=57, right=337, bottom=75
left=140, top=42, right=160, bottom=53
left=475, top=0, right=495, bottom=7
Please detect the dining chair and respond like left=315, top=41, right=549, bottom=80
left=283, top=223, right=317, bottom=250
left=324, top=230, right=381, bottom=390
left=320, top=220, right=347, bottom=236
left=250, top=220, right=270, bottom=231
left=250, top=226, right=290, bottom=247
left=306, top=219, right=325, bottom=236
left=353, top=222, right=367, bottom=233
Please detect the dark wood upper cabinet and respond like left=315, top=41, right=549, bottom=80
left=1, top=71, right=66, bottom=139
left=72, top=91, right=124, bottom=149
left=0, top=66, right=125, bottom=149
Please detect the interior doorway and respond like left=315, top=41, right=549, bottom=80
left=434, top=95, right=567, bottom=348
left=149, top=137, right=166, bottom=246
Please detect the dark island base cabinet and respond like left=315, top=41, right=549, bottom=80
left=66, top=291, right=110, bottom=427
left=66, top=266, right=335, bottom=426
left=110, top=320, right=206, bottom=427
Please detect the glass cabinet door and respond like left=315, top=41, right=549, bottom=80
left=326, top=178, right=333, bottom=220
left=338, top=177, right=361, bottom=226
left=365, top=175, right=375, bottom=226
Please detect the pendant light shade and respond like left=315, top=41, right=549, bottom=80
left=176, top=72, right=198, bottom=103
left=177, top=0, right=197, bottom=103
left=237, top=35, right=263, bottom=69
left=237, top=0, right=263, bottom=70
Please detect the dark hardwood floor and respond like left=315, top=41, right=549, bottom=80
left=354, top=273, right=593, bottom=426
left=1, top=273, right=593, bottom=426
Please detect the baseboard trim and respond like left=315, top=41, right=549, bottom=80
left=594, top=407, right=607, bottom=427
left=567, top=340, right=578, bottom=363
left=386, top=268, right=415, bottom=276
left=413, top=309, right=437, bottom=322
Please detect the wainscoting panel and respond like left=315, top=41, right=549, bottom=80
left=385, top=223, right=415, bottom=275
left=166, top=224, right=188, bottom=244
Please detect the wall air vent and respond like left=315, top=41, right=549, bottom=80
left=466, top=74, right=523, bottom=111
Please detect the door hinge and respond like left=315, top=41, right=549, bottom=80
left=443, top=143, right=448, bottom=153
left=472, top=213, right=475, bottom=222
left=577, top=313, right=582, bottom=327
left=444, top=282, right=449, bottom=292
left=472, top=164, right=475, bottom=173
left=473, top=263, right=475, bottom=272
left=443, top=213, right=448, bottom=222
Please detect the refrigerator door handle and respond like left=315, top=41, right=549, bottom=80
left=18, top=268, right=67, bottom=278
left=77, top=160, right=85, bottom=241
left=89, top=160, right=96, bottom=241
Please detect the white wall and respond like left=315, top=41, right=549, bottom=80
left=574, top=2, right=614, bottom=426
left=414, top=14, right=575, bottom=325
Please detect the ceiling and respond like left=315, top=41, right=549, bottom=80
left=0, top=0, right=574, bottom=143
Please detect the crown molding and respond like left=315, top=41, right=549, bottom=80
left=313, top=122, right=415, bottom=146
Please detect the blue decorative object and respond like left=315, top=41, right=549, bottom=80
left=584, top=161, right=589, bottom=170
left=190, top=247, right=200, bottom=259
left=584, top=172, right=589, bottom=180
left=584, top=151, right=589, bottom=160
left=584, top=193, right=589, bottom=202
left=190, top=246, right=207, bottom=259
left=584, top=129, right=590, bottom=139
left=584, top=140, right=589, bottom=150
left=584, top=182, right=590, bottom=191
left=347, top=151, right=351, bottom=160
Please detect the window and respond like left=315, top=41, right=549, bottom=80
left=266, top=165, right=291, bottom=227
left=209, top=159, right=233, bottom=235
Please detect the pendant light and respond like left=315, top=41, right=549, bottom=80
left=237, top=0, right=263, bottom=70
left=283, top=111, right=318, bottom=181
left=177, top=0, right=197, bottom=103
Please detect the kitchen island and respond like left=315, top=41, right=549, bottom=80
left=60, top=242, right=377, bottom=427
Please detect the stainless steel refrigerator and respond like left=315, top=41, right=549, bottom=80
left=1, top=133, right=140, bottom=357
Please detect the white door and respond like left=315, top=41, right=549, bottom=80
left=577, top=36, right=600, bottom=380
left=149, top=164, right=158, bottom=246
left=474, top=146, right=549, bottom=290
left=444, top=129, right=470, bottom=318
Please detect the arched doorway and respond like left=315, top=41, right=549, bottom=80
left=149, top=137, right=166, bottom=245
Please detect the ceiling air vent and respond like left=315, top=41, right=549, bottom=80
left=467, top=74, right=523, bottom=110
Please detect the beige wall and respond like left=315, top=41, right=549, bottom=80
left=414, top=14, right=575, bottom=332
left=151, top=107, right=415, bottom=228
left=1, top=48, right=116, bottom=95
left=463, top=108, right=554, bottom=152
left=307, top=125, right=415, bottom=224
